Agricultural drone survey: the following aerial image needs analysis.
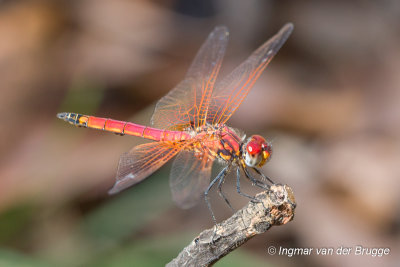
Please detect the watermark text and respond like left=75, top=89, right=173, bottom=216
left=266, top=245, right=390, bottom=257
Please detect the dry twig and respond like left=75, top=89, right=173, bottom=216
left=166, top=184, right=296, bottom=266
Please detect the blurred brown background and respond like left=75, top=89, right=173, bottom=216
left=0, top=0, right=399, bottom=266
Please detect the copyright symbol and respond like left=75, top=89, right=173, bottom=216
left=268, top=245, right=276, bottom=255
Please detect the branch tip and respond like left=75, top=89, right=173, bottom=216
left=166, top=184, right=296, bottom=267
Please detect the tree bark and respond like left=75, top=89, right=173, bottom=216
left=166, top=184, right=296, bottom=267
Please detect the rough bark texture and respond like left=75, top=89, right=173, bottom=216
left=166, top=184, right=296, bottom=267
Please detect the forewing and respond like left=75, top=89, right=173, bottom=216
left=151, top=26, right=229, bottom=130
left=207, top=23, right=293, bottom=125
left=169, top=150, right=213, bottom=209
left=108, top=142, right=183, bottom=194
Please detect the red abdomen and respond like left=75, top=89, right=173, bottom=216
left=57, top=112, right=191, bottom=142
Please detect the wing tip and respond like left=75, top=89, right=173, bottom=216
left=108, top=183, right=121, bottom=195
left=212, top=25, right=229, bottom=38
left=107, top=178, right=131, bottom=195
left=263, top=22, right=294, bottom=54
left=280, top=22, right=294, bottom=37
left=283, top=22, right=294, bottom=30
left=173, top=195, right=200, bottom=209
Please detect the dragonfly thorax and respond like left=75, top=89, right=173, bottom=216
left=187, top=124, right=243, bottom=163
left=242, top=135, right=272, bottom=167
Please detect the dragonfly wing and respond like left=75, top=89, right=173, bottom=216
left=108, top=142, right=183, bottom=194
left=207, top=23, right=293, bottom=125
left=151, top=26, right=229, bottom=130
left=169, top=150, right=213, bottom=209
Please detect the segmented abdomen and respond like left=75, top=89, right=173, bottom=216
left=57, top=112, right=190, bottom=142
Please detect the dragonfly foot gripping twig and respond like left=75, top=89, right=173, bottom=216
left=166, top=184, right=296, bottom=267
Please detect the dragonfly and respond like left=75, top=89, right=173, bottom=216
left=57, top=23, right=293, bottom=222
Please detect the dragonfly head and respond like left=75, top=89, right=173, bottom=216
left=243, top=135, right=272, bottom=167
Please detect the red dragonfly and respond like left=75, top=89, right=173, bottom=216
left=58, top=23, right=293, bottom=221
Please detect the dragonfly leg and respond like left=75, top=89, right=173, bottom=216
left=243, top=167, right=269, bottom=190
left=253, top=167, right=275, bottom=184
left=205, top=166, right=230, bottom=224
left=217, top=170, right=235, bottom=213
left=242, top=167, right=269, bottom=212
left=236, top=167, right=257, bottom=201
left=235, top=167, right=262, bottom=230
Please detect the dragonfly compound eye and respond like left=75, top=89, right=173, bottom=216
left=244, top=135, right=272, bottom=167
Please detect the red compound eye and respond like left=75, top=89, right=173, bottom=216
left=244, top=135, right=270, bottom=167
left=247, top=135, right=266, bottom=155
left=247, top=141, right=262, bottom=156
